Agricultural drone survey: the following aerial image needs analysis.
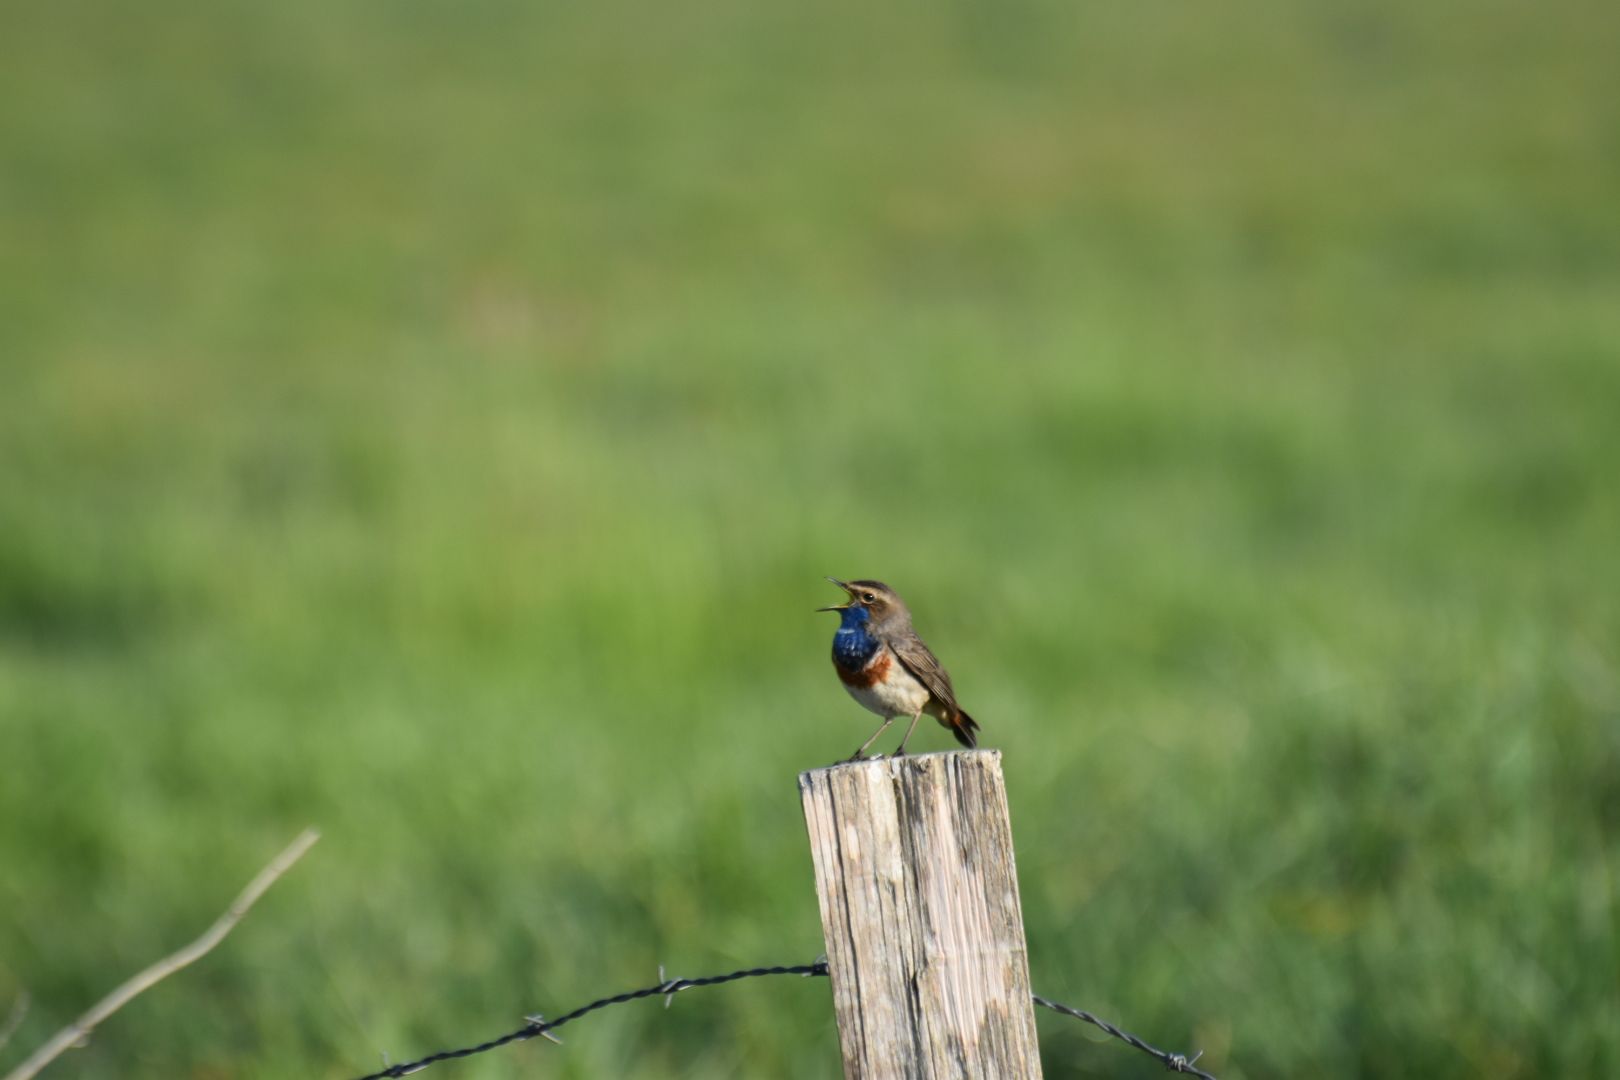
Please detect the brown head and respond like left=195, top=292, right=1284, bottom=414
left=818, top=577, right=913, bottom=636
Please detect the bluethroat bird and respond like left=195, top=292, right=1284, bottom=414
left=818, top=577, right=981, bottom=760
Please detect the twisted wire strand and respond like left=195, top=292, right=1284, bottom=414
left=349, top=960, right=1216, bottom=1080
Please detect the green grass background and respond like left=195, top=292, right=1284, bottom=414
left=3, top=1, right=1619, bottom=1077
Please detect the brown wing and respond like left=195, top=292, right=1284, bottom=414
left=890, top=633, right=960, bottom=713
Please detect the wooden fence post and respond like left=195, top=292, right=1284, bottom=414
left=799, top=750, right=1044, bottom=1079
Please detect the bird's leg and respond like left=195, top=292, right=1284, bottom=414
left=892, top=710, right=924, bottom=757
left=848, top=716, right=897, bottom=761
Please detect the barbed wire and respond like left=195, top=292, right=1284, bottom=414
left=1033, top=994, right=1216, bottom=1079
left=351, top=961, right=826, bottom=1079
left=350, top=958, right=1216, bottom=1079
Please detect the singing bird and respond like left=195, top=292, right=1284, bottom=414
left=819, top=577, right=980, bottom=760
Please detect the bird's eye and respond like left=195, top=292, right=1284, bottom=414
left=862, top=592, right=877, bottom=604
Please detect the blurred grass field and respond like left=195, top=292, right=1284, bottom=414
left=3, top=1, right=1619, bottom=1077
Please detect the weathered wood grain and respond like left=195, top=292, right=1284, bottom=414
left=799, top=750, right=1044, bottom=1079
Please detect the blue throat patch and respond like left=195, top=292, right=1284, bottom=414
left=832, top=606, right=881, bottom=671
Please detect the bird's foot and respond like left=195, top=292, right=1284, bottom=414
left=890, top=745, right=908, bottom=758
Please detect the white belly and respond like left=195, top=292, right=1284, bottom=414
left=843, top=651, right=932, bottom=718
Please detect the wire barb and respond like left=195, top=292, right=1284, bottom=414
left=521, top=1014, right=563, bottom=1044
left=349, top=960, right=1218, bottom=1080
left=656, top=964, right=682, bottom=1008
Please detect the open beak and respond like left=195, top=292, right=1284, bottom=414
left=817, top=576, right=853, bottom=612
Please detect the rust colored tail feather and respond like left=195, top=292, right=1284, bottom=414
left=950, top=710, right=980, bottom=749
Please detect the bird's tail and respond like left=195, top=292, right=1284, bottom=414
left=949, top=709, right=980, bottom=749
